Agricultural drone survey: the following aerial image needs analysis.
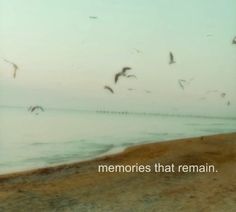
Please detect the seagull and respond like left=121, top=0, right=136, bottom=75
left=145, top=90, right=151, bottom=94
left=134, top=48, right=142, bottom=54
left=104, top=85, right=114, bottom=93
left=128, top=88, right=135, bottom=91
left=178, top=79, right=186, bottom=90
left=178, top=78, right=194, bottom=90
left=221, top=93, right=226, bottom=98
left=232, top=36, right=236, bottom=44
left=2, top=58, right=18, bottom=78
left=114, top=67, right=132, bottom=83
left=206, top=34, right=213, bottom=37
left=206, top=90, right=227, bottom=99
left=28, top=106, right=44, bottom=113
left=226, top=101, right=231, bottom=106
left=169, top=52, right=175, bottom=64
left=89, top=16, right=98, bottom=19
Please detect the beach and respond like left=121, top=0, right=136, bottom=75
left=0, top=132, right=235, bottom=212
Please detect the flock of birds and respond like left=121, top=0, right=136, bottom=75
left=103, top=35, right=235, bottom=108
left=103, top=51, right=177, bottom=94
left=104, top=66, right=137, bottom=94
left=1, top=35, right=236, bottom=113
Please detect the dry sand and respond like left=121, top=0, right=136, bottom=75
left=0, top=133, right=235, bottom=212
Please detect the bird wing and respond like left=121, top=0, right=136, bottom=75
left=178, top=80, right=185, bottom=90
left=169, top=52, right=176, bottom=64
left=31, top=107, right=36, bottom=112
left=3, top=59, right=18, bottom=78
left=104, top=86, right=114, bottom=93
left=170, top=52, right=173, bottom=60
left=122, top=67, right=131, bottom=74
left=13, top=63, right=18, bottom=71
left=114, top=73, right=121, bottom=83
left=232, top=37, right=236, bottom=44
left=13, top=69, right=17, bottom=78
left=38, top=106, right=44, bottom=111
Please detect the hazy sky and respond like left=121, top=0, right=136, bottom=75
left=0, top=0, right=236, bottom=116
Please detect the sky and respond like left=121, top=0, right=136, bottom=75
left=0, top=0, right=236, bottom=116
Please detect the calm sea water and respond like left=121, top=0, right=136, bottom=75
left=0, top=107, right=235, bottom=174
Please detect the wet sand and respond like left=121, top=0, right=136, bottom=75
left=0, top=133, right=235, bottom=212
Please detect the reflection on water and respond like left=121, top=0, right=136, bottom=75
left=0, top=107, right=235, bottom=174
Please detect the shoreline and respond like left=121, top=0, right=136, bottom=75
left=0, top=132, right=235, bottom=211
left=0, top=132, right=231, bottom=178
left=0, top=132, right=234, bottom=178
left=0, top=133, right=224, bottom=178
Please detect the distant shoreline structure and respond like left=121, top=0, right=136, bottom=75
left=0, top=105, right=235, bottom=120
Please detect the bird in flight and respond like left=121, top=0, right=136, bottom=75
left=89, top=16, right=98, bottom=19
left=134, top=48, right=142, bottom=54
left=178, top=78, right=194, bottom=90
left=2, top=58, right=18, bottom=78
left=169, top=52, right=175, bottom=64
left=145, top=90, right=151, bottom=94
left=114, top=67, right=132, bottom=83
left=28, top=106, right=45, bottom=113
left=206, top=90, right=227, bottom=98
left=221, top=93, right=226, bottom=98
left=206, top=34, right=213, bottom=37
left=232, top=36, right=236, bottom=44
left=226, top=101, right=231, bottom=106
left=178, top=79, right=186, bottom=90
left=104, top=85, right=114, bottom=94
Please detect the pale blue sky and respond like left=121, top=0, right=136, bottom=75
left=0, top=0, right=236, bottom=116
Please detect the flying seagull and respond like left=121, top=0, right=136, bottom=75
left=206, top=34, right=213, bottom=37
left=221, top=93, right=226, bottom=98
left=2, top=58, right=18, bottom=78
left=145, top=90, right=151, bottom=94
left=114, top=67, right=132, bottom=83
left=134, top=48, right=142, bottom=54
left=206, top=90, right=227, bottom=98
left=178, top=79, right=186, bottom=90
left=28, top=106, right=44, bottom=113
left=169, top=52, right=175, bottom=64
left=104, top=85, right=114, bottom=93
left=178, top=78, right=194, bottom=90
left=89, top=16, right=98, bottom=19
left=128, top=88, right=135, bottom=91
left=232, top=36, right=236, bottom=44
left=226, top=101, right=231, bottom=106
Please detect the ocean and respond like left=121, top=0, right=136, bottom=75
left=0, top=107, right=235, bottom=174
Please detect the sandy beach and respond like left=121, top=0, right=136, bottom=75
left=0, top=132, right=235, bottom=212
